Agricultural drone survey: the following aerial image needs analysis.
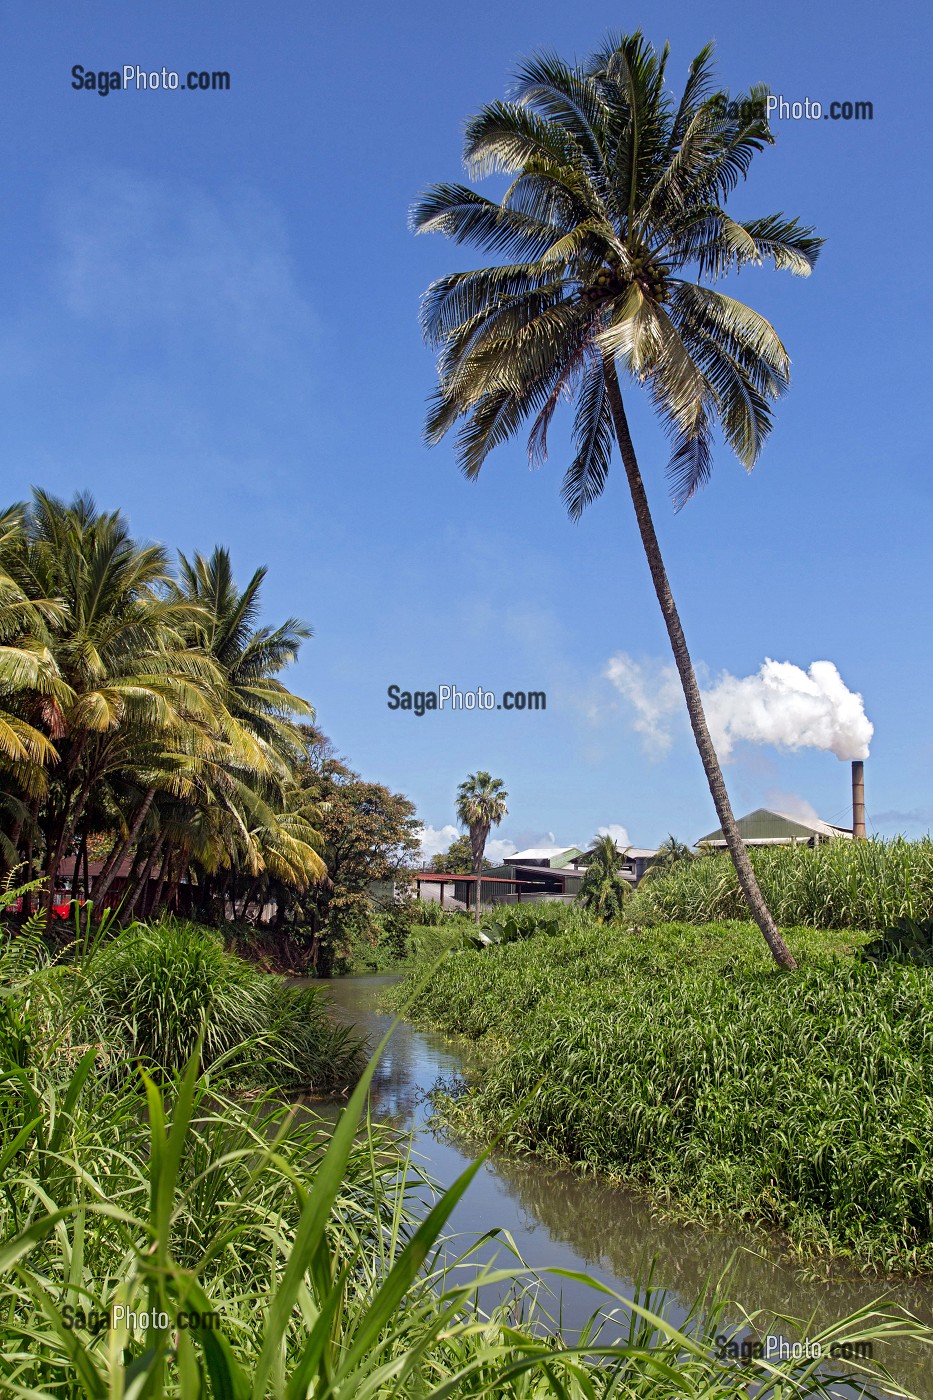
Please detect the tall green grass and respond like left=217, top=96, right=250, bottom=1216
left=398, top=921, right=933, bottom=1274
left=632, top=839, right=933, bottom=930
left=0, top=980, right=927, bottom=1397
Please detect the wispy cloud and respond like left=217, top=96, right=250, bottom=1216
left=873, top=808, right=933, bottom=831
left=53, top=168, right=315, bottom=369
left=603, top=653, right=681, bottom=755
left=763, top=790, right=825, bottom=825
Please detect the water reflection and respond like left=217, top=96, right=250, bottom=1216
left=312, top=976, right=933, bottom=1397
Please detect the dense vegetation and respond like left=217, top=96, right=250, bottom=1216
left=5, top=916, right=916, bottom=1396
left=632, top=839, right=933, bottom=930
left=0, top=491, right=419, bottom=971
left=396, top=913, right=933, bottom=1275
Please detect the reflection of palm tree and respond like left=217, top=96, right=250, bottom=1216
left=455, top=771, right=508, bottom=920
left=413, top=34, right=820, bottom=968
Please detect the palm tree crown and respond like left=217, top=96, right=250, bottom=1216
left=578, top=833, right=630, bottom=921
left=413, top=32, right=820, bottom=512
left=455, top=771, right=508, bottom=875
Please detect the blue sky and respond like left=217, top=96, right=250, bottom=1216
left=2, top=0, right=930, bottom=859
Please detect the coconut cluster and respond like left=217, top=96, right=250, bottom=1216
left=581, top=250, right=673, bottom=306
left=630, top=250, right=672, bottom=301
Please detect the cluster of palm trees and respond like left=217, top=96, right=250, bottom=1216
left=0, top=490, right=324, bottom=923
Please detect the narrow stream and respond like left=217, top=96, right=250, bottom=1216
left=314, top=974, right=933, bottom=1397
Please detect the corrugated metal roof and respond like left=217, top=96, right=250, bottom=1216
left=413, top=872, right=517, bottom=883
left=696, top=808, right=853, bottom=845
left=506, top=846, right=583, bottom=867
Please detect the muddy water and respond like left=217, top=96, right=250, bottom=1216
left=315, top=974, right=933, bottom=1397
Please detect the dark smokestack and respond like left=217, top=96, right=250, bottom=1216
left=852, top=760, right=866, bottom=840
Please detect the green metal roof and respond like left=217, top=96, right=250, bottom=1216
left=696, top=808, right=845, bottom=845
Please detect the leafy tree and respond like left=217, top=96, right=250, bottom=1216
left=455, top=771, right=508, bottom=921
left=431, top=834, right=490, bottom=874
left=577, top=833, right=630, bottom=921
left=413, top=33, right=821, bottom=969
left=0, top=491, right=218, bottom=919
left=290, top=729, right=421, bottom=970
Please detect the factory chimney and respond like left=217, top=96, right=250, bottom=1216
left=851, top=760, right=866, bottom=840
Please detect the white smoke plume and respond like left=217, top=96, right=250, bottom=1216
left=704, top=660, right=873, bottom=762
left=604, top=653, right=873, bottom=763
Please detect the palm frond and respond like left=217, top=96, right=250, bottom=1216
left=561, top=355, right=615, bottom=519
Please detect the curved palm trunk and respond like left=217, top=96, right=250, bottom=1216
left=122, top=838, right=163, bottom=923
left=93, top=787, right=156, bottom=910
left=602, top=362, right=796, bottom=971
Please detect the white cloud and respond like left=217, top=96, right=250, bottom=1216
left=415, top=824, right=458, bottom=861
left=485, top=837, right=518, bottom=863
left=604, top=653, right=682, bottom=755
left=596, top=823, right=632, bottom=849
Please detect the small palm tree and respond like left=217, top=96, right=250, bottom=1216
left=455, top=771, right=508, bottom=919
left=413, top=34, right=822, bottom=969
left=651, top=833, right=696, bottom=872
left=577, top=833, right=630, bottom=921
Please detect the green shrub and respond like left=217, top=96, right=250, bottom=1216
left=14, top=917, right=364, bottom=1092
left=482, top=901, right=597, bottom=943
left=860, top=918, right=933, bottom=967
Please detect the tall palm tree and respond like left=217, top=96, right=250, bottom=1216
left=413, top=33, right=822, bottom=969
left=455, top=770, right=508, bottom=920
left=174, top=547, right=313, bottom=768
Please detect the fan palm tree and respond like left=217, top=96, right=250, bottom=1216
left=455, top=770, right=508, bottom=920
left=578, top=832, right=630, bottom=921
left=413, top=33, right=822, bottom=969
